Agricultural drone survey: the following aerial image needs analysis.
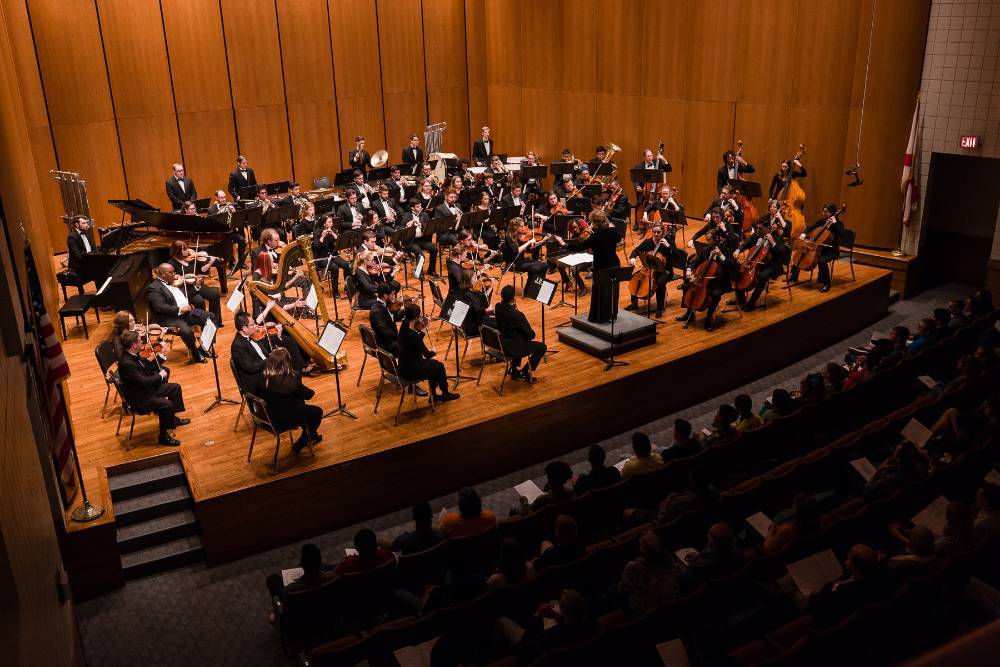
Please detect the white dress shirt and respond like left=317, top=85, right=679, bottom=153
left=161, top=279, right=190, bottom=314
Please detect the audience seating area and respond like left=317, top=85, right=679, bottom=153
left=268, top=295, right=1000, bottom=666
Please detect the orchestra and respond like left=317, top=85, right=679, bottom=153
left=74, top=131, right=854, bottom=454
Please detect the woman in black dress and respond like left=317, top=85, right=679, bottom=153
left=573, top=210, right=621, bottom=323
left=257, top=348, right=322, bottom=454
left=397, top=303, right=460, bottom=402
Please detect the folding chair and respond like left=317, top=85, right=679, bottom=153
left=95, top=341, right=118, bottom=418
left=112, top=374, right=156, bottom=450
left=477, top=325, right=516, bottom=396
left=229, top=357, right=249, bottom=431
left=244, top=392, right=314, bottom=473
left=356, top=324, right=381, bottom=386
left=373, top=348, right=434, bottom=425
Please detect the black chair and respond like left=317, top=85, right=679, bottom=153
left=356, top=324, right=381, bottom=387
left=111, top=373, right=155, bottom=449
left=56, top=270, right=90, bottom=300
left=244, top=392, right=313, bottom=473
left=428, top=279, right=446, bottom=320
left=373, top=348, right=434, bottom=425
left=58, top=294, right=99, bottom=339
left=95, top=341, right=118, bottom=418
left=477, top=325, right=515, bottom=396
left=831, top=227, right=856, bottom=282
left=343, top=274, right=364, bottom=328
left=229, top=357, right=249, bottom=432
left=273, top=576, right=342, bottom=656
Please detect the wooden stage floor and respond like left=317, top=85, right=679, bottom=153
left=58, top=254, right=891, bottom=569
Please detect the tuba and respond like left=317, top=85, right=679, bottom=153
left=600, top=142, right=621, bottom=186
left=247, top=236, right=347, bottom=370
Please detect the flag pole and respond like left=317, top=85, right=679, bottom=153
left=895, top=94, right=921, bottom=258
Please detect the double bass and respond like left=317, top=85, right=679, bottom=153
left=732, top=140, right=758, bottom=235
left=791, top=205, right=846, bottom=273
left=775, top=144, right=806, bottom=238
left=681, top=244, right=724, bottom=312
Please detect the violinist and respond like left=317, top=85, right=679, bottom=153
left=448, top=174, right=465, bottom=194
left=717, top=150, right=755, bottom=191
left=257, top=348, right=322, bottom=455
left=372, top=183, right=403, bottom=227
left=451, top=268, right=494, bottom=337
left=292, top=203, right=317, bottom=238
left=355, top=250, right=400, bottom=309
left=625, top=224, right=675, bottom=318
left=397, top=303, right=459, bottom=401
left=471, top=190, right=501, bottom=250
left=553, top=174, right=574, bottom=199
left=249, top=252, right=311, bottom=372
left=231, top=310, right=287, bottom=391
left=400, top=198, right=439, bottom=278
left=677, top=229, right=736, bottom=332
left=168, top=240, right=223, bottom=325
left=733, top=215, right=789, bottom=311
left=252, top=228, right=283, bottom=274
left=369, top=283, right=404, bottom=355
left=601, top=178, right=632, bottom=223
left=311, top=214, right=348, bottom=299
left=348, top=135, right=370, bottom=175
left=432, top=189, right=463, bottom=247
left=789, top=203, right=844, bottom=293
left=146, top=263, right=214, bottom=364
left=108, top=311, right=170, bottom=367
left=561, top=177, right=582, bottom=201
left=117, top=330, right=188, bottom=446
left=337, top=189, right=366, bottom=231
left=689, top=208, right=737, bottom=252
left=501, top=217, right=551, bottom=287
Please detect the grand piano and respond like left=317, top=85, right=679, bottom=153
left=81, top=200, right=260, bottom=315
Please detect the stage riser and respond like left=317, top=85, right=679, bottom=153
left=195, top=272, right=892, bottom=563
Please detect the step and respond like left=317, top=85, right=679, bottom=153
left=108, top=461, right=186, bottom=502
left=556, top=326, right=657, bottom=358
left=568, top=310, right=658, bottom=344
left=114, top=486, right=192, bottom=527
left=116, top=509, right=199, bottom=554
left=121, top=535, right=205, bottom=580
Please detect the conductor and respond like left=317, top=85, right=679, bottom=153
left=575, top=210, right=621, bottom=324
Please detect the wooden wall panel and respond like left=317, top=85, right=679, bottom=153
left=560, top=0, right=597, bottom=94
left=220, top=0, right=284, bottom=108
left=485, top=0, right=522, bottom=88
left=637, top=100, right=687, bottom=192
left=464, top=0, right=488, bottom=148
left=732, top=103, right=790, bottom=191
left=286, top=101, right=341, bottom=185
left=117, top=118, right=183, bottom=210
left=486, top=85, right=522, bottom=158
left=792, top=0, right=862, bottom=107
left=683, top=100, right=735, bottom=211
left=161, top=0, right=233, bottom=114
left=639, top=0, right=691, bottom=100
left=427, top=86, right=470, bottom=156
left=176, top=110, right=238, bottom=197
left=737, top=0, right=795, bottom=105
left=51, top=121, right=127, bottom=225
left=233, top=105, right=293, bottom=182
left=377, top=0, right=428, bottom=154
left=424, top=0, right=470, bottom=154
left=596, top=94, right=640, bottom=176
left=686, top=2, right=741, bottom=103
left=559, top=91, right=597, bottom=161
left=788, top=106, right=851, bottom=223
left=596, top=0, right=641, bottom=97
left=329, top=0, right=385, bottom=156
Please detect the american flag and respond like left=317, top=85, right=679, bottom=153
left=900, top=100, right=920, bottom=226
left=24, top=240, right=77, bottom=506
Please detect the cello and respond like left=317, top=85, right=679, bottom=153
left=681, top=243, right=724, bottom=312
left=628, top=236, right=670, bottom=301
left=732, top=140, right=758, bottom=234
left=791, top=205, right=846, bottom=273
left=775, top=144, right=806, bottom=238
left=734, top=220, right=780, bottom=291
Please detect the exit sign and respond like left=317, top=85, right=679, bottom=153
left=960, top=135, right=979, bottom=149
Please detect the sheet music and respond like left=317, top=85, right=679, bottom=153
left=305, top=285, right=318, bottom=311
left=912, top=495, right=950, bottom=536
left=414, top=255, right=425, bottom=279
left=674, top=547, right=700, bottom=566
left=225, top=289, right=244, bottom=313
left=746, top=512, right=773, bottom=538
left=986, top=470, right=1000, bottom=485
left=901, top=418, right=932, bottom=449
left=870, top=331, right=890, bottom=342
left=281, top=567, right=304, bottom=588
left=850, top=457, right=878, bottom=482
left=786, top=549, right=843, bottom=597
left=535, top=280, right=556, bottom=306
left=393, top=637, right=439, bottom=667
left=95, top=276, right=113, bottom=296
left=199, top=318, right=217, bottom=353
left=514, top=480, right=544, bottom=505
left=917, top=375, right=938, bottom=388
left=448, top=300, right=469, bottom=327
left=558, top=252, right=594, bottom=267
left=656, top=638, right=690, bottom=667
left=614, top=458, right=628, bottom=472
left=318, top=321, right=346, bottom=357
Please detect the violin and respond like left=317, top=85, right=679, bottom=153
left=172, top=274, right=198, bottom=288
left=389, top=294, right=416, bottom=313
left=682, top=245, right=724, bottom=312
left=251, top=322, right=280, bottom=341
left=791, top=205, right=846, bottom=272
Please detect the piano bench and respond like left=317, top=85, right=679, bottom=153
left=56, top=271, right=90, bottom=300
left=58, top=294, right=100, bottom=340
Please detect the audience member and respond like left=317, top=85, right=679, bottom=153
left=529, top=461, right=575, bottom=512
left=659, top=419, right=704, bottom=462
left=796, top=372, right=826, bottom=404
left=760, top=493, right=824, bottom=555
left=383, top=502, right=447, bottom=555
left=947, top=299, right=968, bottom=328
left=438, top=487, right=498, bottom=537
left=488, top=538, right=535, bottom=590
left=734, top=394, right=763, bottom=432
left=806, top=544, right=896, bottom=626
left=885, top=524, right=940, bottom=579
left=907, top=318, right=936, bottom=353
left=679, top=522, right=746, bottom=593
left=933, top=501, right=977, bottom=555
left=705, top=404, right=739, bottom=445
left=616, top=531, right=679, bottom=616
left=264, top=543, right=335, bottom=623
left=620, top=432, right=664, bottom=478
left=864, top=442, right=929, bottom=501
left=655, top=468, right=720, bottom=524
left=974, top=482, right=1000, bottom=545
left=334, top=528, right=395, bottom=575
left=498, top=589, right=599, bottom=663
left=573, top=444, right=621, bottom=495
left=533, top=515, right=584, bottom=572
left=761, top=388, right=796, bottom=422
left=823, top=361, right=849, bottom=393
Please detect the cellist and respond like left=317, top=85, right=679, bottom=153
left=733, top=213, right=789, bottom=311
left=625, top=224, right=675, bottom=318
left=643, top=186, right=683, bottom=227
left=689, top=208, right=738, bottom=253
left=677, top=229, right=736, bottom=332
left=789, top=203, right=845, bottom=293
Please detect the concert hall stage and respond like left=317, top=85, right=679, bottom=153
left=60, top=262, right=891, bottom=593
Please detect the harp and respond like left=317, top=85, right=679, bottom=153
left=247, top=236, right=347, bottom=370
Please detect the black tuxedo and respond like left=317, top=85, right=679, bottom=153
left=371, top=197, right=403, bottom=224
left=230, top=333, right=278, bottom=392
left=500, top=193, right=525, bottom=211
left=494, top=301, right=545, bottom=371
left=117, top=352, right=184, bottom=433
left=386, top=178, right=406, bottom=203
left=66, top=231, right=94, bottom=279
left=166, top=177, right=197, bottom=211
left=348, top=148, right=371, bottom=173
left=716, top=163, right=756, bottom=191
left=228, top=167, right=257, bottom=199
left=401, top=146, right=424, bottom=170
left=400, top=211, right=437, bottom=273
left=432, top=202, right=462, bottom=246
left=369, top=299, right=402, bottom=354
left=472, top=138, right=493, bottom=165
left=146, top=280, right=213, bottom=359
left=347, top=183, right=372, bottom=208
left=397, top=326, right=447, bottom=394
left=337, top=202, right=365, bottom=230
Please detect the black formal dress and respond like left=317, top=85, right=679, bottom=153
left=792, top=216, right=844, bottom=288
left=397, top=326, right=447, bottom=394
left=494, top=301, right=546, bottom=371
left=472, top=138, right=493, bottom=165
left=166, top=176, right=197, bottom=211
left=117, top=351, right=185, bottom=435
left=257, top=372, right=322, bottom=438
left=500, top=236, right=547, bottom=288
left=311, top=228, right=350, bottom=294
left=735, top=229, right=790, bottom=308
left=576, top=226, right=621, bottom=323
left=767, top=168, right=807, bottom=200
left=146, top=279, right=214, bottom=359
left=628, top=236, right=678, bottom=313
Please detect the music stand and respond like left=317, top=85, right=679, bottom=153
left=319, top=321, right=357, bottom=420
left=443, top=300, right=476, bottom=388
left=727, top=179, right=762, bottom=200
left=567, top=197, right=593, bottom=215
left=524, top=276, right=559, bottom=359
left=519, top=165, right=548, bottom=182
left=389, top=226, right=417, bottom=292
left=593, top=266, right=633, bottom=371
left=199, top=319, right=240, bottom=413
left=550, top=161, right=575, bottom=178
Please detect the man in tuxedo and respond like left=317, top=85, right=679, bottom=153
left=369, top=283, right=403, bottom=355
left=432, top=189, right=463, bottom=247
left=117, top=330, right=189, bottom=446
left=208, top=190, right=246, bottom=265
left=348, top=136, right=371, bottom=175
left=400, top=198, right=438, bottom=277
left=386, top=165, right=406, bottom=202
left=716, top=150, right=755, bottom=192
left=230, top=311, right=286, bottom=392
left=703, top=183, right=743, bottom=229
left=337, top=190, right=365, bottom=231
left=500, top=183, right=526, bottom=215
left=166, top=163, right=197, bottom=212
left=371, top=184, right=403, bottom=227
left=347, top=170, right=372, bottom=209
left=278, top=181, right=308, bottom=208
left=146, top=263, right=215, bottom=363
left=227, top=155, right=257, bottom=200
left=401, top=134, right=423, bottom=174
left=472, top=126, right=493, bottom=166
left=66, top=215, right=95, bottom=285
left=494, top=285, right=545, bottom=382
